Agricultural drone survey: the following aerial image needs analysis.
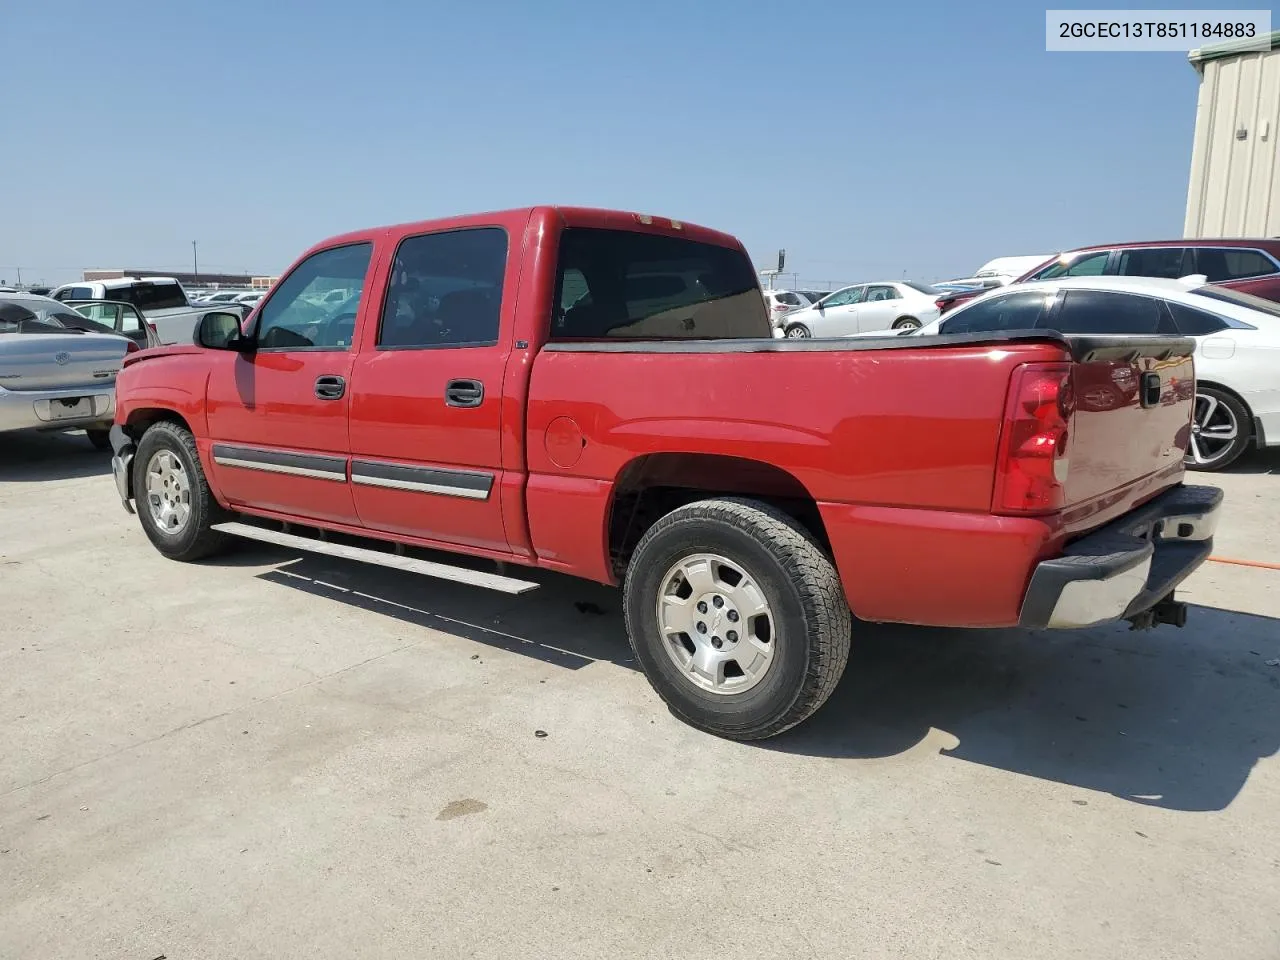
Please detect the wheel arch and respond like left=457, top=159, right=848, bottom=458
left=604, top=452, right=831, bottom=581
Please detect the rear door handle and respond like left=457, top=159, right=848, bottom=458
left=445, top=379, right=484, bottom=408
left=315, top=375, right=346, bottom=400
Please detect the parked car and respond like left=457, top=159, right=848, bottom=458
left=196, top=291, right=246, bottom=304
left=780, top=281, right=943, bottom=337
left=761, top=289, right=815, bottom=327
left=936, top=239, right=1280, bottom=315
left=50, top=277, right=211, bottom=345
left=64, top=300, right=164, bottom=350
left=107, top=205, right=1218, bottom=741
left=0, top=299, right=131, bottom=448
left=882, top=275, right=1280, bottom=471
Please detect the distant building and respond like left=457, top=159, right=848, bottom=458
left=82, top=269, right=279, bottom=290
left=1185, top=31, right=1280, bottom=237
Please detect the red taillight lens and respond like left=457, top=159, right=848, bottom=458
left=125, top=339, right=140, bottom=354
left=935, top=298, right=948, bottom=309
left=992, top=362, right=1073, bottom=515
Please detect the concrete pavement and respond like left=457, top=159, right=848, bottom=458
left=2, top=430, right=1277, bottom=959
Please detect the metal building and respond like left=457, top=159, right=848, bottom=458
left=1184, top=31, right=1280, bottom=238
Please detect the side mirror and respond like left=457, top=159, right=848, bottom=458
left=195, top=311, right=252, bottom=351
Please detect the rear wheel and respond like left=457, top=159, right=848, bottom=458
left=784, top=323, right=811, bottom=339
left=623, top=498, right=852, bottom=740
left=85, top=428, right=112, bottom=451
left=1186, top=387, right=1251, bottom=472
left=133, top=421, right=228, bottom=560
left=892, top=316, right=921, bottom=331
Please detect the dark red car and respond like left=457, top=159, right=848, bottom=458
left=937, top=238, right=1280, bottom=314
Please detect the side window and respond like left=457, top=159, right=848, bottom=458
left=1167, top=301, right=1228, bottom=336
left=377, top=227, right=507, bottom=349
left=1194, top=248, right=1278, bottom=282
left=822, top=286, right=864, bottom=308
left=1031, top=251, right=1111, bottom=280
left=1051, top=290, right=1176, bottom=335
left=73, top=303, right=114, bottom=325
left=1117, top=247, right=1193, bottom=279
left=865, top=285, right=899, bottom=302
left=58, top=285, right=93, bottom=301
left=255, top=242, right=373, bottom=350
left=776, top=292, right=802, bottom=306
left=551, top=227, right=768, bottom=339
left=940, top=291, right=1052, bottom=335
left=129, top=283, right=187, bottom=311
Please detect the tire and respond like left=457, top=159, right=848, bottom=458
left=623, top=497, right=852, bottom=741
left=784, top=323, right=811, bottom=339
left=132, top=421, right=228, bottom=561
left=892, top=317, right=921, bottom=331
left=85, top=428, right=112, bottom=451
left=1186, top=386, right=1252, bottom=472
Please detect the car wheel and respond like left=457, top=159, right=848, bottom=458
left=132, top=421, right=228, bottom=561
left=85, top=428, right=112, bottom=451
left=1186, top=386, right=1251, bottom=472
left=892, top=317, right=921, bottom=331
left=623, top=498, right=852, bottom=741
left=784, top=323, right=811, bottom=339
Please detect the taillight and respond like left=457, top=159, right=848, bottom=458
left=992, top=362, right=1073, bottom=515
left=125, top=339, right=140, bottom=354
left=935, top=298, right=948, bottom=310
left=147, top=322, right=158, bottom=335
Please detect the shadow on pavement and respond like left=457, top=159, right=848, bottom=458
left=0, top=431, right=111, bottom=482
left=771, top=606, right=1280, bottom=812
left=239, top=543, right=1279, bottom=813
left=1222, top=447, right=1280, bottom=476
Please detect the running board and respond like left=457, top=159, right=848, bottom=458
left=211, top=521, right=541, bottom=595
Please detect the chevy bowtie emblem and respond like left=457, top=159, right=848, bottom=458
left=54, top=352, right=71, bottom=365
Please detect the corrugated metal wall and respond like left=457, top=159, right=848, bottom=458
left=1184, top=47, right=1280, bottom=237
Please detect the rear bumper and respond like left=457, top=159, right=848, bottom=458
left=0, top=386, right=114, bottom=433
left=1018, top=484, right=1222, bottom=629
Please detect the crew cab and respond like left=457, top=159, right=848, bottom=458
left=106, top=206, right=1222, bottom=741
left=51, top=277, right=210, bottom=345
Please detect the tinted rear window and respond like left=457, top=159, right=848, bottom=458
left=1195, top=248, right=1278, bottom=282
left=551, top=228, right=768, bottom=340
left=1051, top=290, right=1175, bottom=335
left=112, top=282, right=187, bottom=311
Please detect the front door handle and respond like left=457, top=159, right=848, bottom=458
left=315, top=375, right=346, bottom=400
left=445, top=379, right=484, bottom=408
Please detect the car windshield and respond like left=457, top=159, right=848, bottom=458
left=902, top=281, right=942, bottom=296
left=1192, top=285, right=1280, bottom=319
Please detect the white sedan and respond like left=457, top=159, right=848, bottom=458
left=779, top=282, right=943, bottom=338
left=886, top=275, right=1280, bottom=471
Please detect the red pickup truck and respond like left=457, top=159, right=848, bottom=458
left=107, top=206, right=1223, bottom=741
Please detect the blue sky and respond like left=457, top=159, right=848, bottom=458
left=3, top=0, right=1205, bottom=288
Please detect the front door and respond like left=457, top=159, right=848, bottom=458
left=809, top=285, right=865, bottom=336
left=347, top=225, right=512, bottom=553
left=204, top=242, right=375, bottom=526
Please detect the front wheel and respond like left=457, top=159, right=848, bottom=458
left=892, top=317, right=921, bottom=331
left=623, top=498, right=852, bottom=741
left=132, top=421, right=228, bottom=561
left=1186, top=387, right=1251, bottom=471
left=784, top=323, right=811, bottom=339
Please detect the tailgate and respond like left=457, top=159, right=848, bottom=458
left=1061, top=336, right=1195, bottom=532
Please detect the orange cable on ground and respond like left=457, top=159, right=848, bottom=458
left=1208, top=555, right=1280, bottom=571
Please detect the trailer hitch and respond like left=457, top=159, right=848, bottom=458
left=1127, top=593, right=1188, bottom=631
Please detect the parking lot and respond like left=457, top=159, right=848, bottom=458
left=2, top=431, right=1278, bottom=959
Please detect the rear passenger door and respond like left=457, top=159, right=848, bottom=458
left=857, top=285, right=902, bottom=331
left=346, top=225, right=514, bottom=553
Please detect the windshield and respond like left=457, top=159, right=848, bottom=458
left=902, top=281, right=942, bottom=296
left=1192, top=285, right=1280, bottom=319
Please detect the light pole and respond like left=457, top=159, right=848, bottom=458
left=192, top=241, right=199, bottom=285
